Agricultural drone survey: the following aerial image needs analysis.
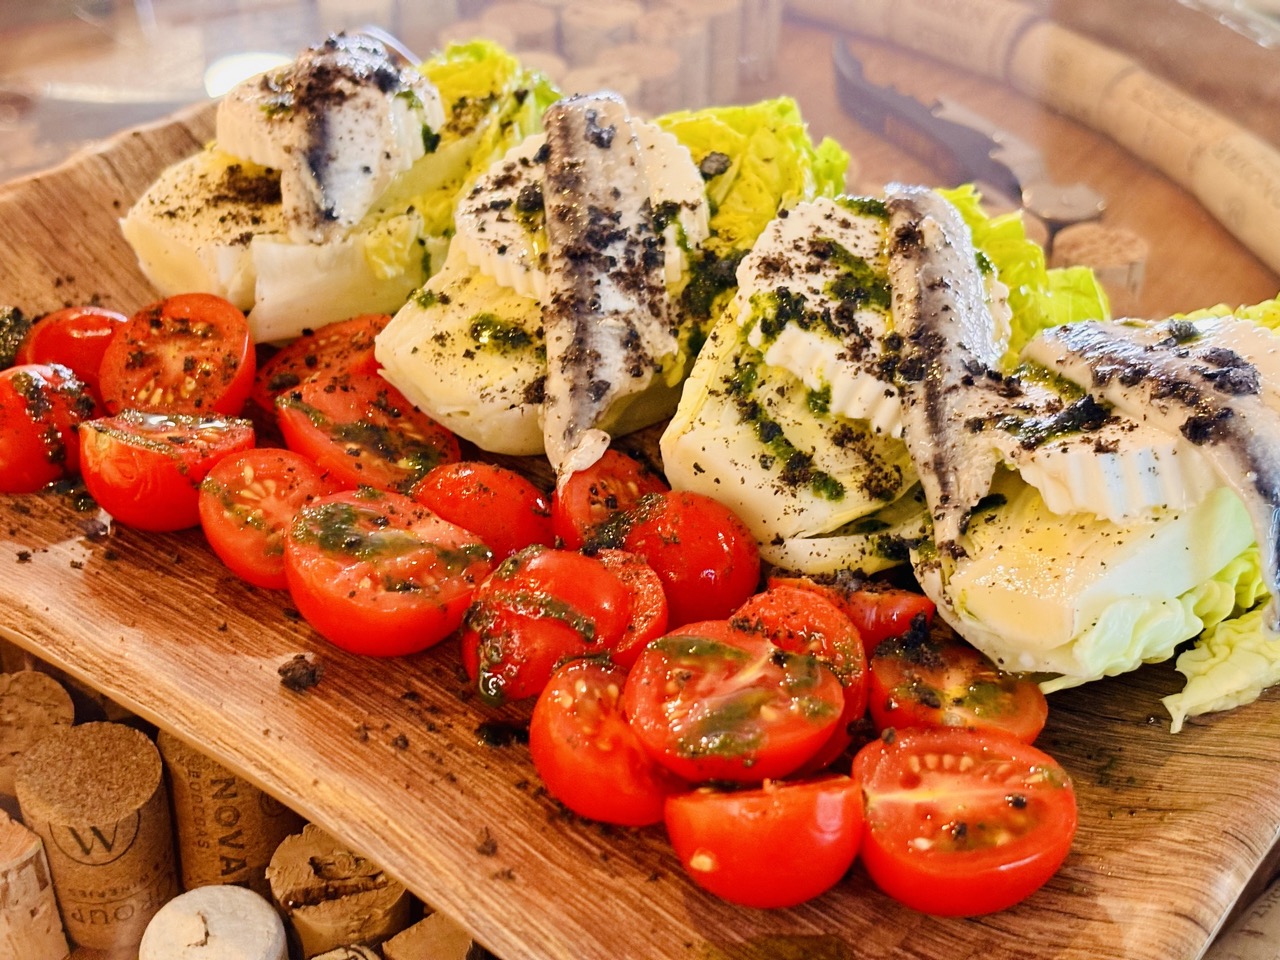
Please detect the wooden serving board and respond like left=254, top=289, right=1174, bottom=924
left=4, top=19, right=1280, bottom=960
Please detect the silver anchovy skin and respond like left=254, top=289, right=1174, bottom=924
left=1025, top=318, right=1280, bottom=629
left=540, top=93, right=675, bottom=481
left=885, top=184, right=1006, bottom=561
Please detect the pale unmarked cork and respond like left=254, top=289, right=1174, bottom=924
left=138, top=884, right=287, bottom=960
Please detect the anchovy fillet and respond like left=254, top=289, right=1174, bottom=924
left=1025, top=318, right=1280, bottom=628
left=885, top=184, right=1007, bottom=561
left=540, top=93, right=676, bottom=481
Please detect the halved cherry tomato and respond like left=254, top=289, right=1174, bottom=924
left=78, top=410, right=255, bottom=531
left=98, top=293, right=255, bottom=416
left=609, top=490, right=761, bottom=627
left=853, top=728, right=1077, bottom=916
left=732, top=582, right=869, bottom=772
left=0, top=364, right=97, bottom=493
left=665, top=776, right=863, bottom=908
left=530, top=658, right=687, bottom=826
left=410, top=460, right=553, bottom=561
left=622, top=620, right=845, bottom=783
left=284, top=488, right=493, bottom=657
left=460, top=545, right=667, bottom=705
left=276, top=371, right=459, bottom=494
left=552, top=448, right=668, bottom=549
left=251, top=313, right=389, bottom=419
left=199, top=448, right=340, bottom=590
left=592, top=549, right=668, bottom=669
left=868, top=623, right=1048, bottom=744
left=16, top=305, right=127, bottom=397
left=769, top=574, right=935, bottom=653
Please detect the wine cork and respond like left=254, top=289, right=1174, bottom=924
left=1189, top=130, right=1280, bottom=281
left=739, top=0, right=783, bottom=82
left=559, top=0, right=643, bottom=66
left=681, top=0, right=742, bottom=106
left=1050, top=222, right=1149, bottom=318
left=437, top=18, right=518, bottom=52
left=786, top=0, right=893, bottom=35
left=594, top=43, right=683, bottom=115
left=519, top=49, right=568, bottom=83
left=0, top=812, right=70, bottom=960
left=0, top=636, right=36, bottom=673
left=636, top=7, right=712, bottom=109
left=312, top=948, right=379, bottom=960
left=481, top=1, right=559, bottom=51
left=138, top=884, right=287, bottom=960
left=1006, top=21, right=1138, bottom=130
left=157, top=731, right=305, bottom=897
left=15, top=722, right=179, bottom=952
left=1, top=670, right=75, bottom=798
left=1205, top=875, right=1280, bottom=959
left=266, top=824, right=410, bottom=958
left=560, top=65, right=642, bottom=104
left=382, top=911, right=477, bottom=960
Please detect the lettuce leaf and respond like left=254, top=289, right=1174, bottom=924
left=940, top=185, right=1110, bottom=367
left=1176, top=295, right=1280, bottom=330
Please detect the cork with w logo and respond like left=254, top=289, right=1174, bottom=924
left=15, top=721, right=179, bottom=951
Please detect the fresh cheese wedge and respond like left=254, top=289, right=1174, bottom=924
left=216, top=33, right=445, bottom=244
left=937, top=468, right=1257, bottom=684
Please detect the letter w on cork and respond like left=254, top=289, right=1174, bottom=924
left=833, top=40, right=1106, bottom=244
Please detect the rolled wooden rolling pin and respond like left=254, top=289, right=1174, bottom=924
left=1, top=670, right=74, bottom=811
left=266, top=823, right=411, bottom=958
left=15, top=721, right=179, bottom=952
left=157, top=730, right=304, bottom=897
left=0, top=812, right=70, bottom=960
left=138, top=884, right=287, bottom=960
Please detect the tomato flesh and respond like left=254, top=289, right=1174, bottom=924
left=530, top=658, right=686, bottom=826
left=853, top=728, right=1077, bottom=916
left=665, top=776, right=863, bottom=908
left=868, top=624, right=1048, bottom=743
left=623, top=620, right=845, bottom=783
left=99, top=293, right=255, bottom=416
left=0, top=364, right=98, bottom=493
left=277, top=371, right=459, bottom=494
left=199, top=448, right=339, bottom=590
left=78, top=410, right=255, bottom=531
left=552, top=448, right=668, bottom=549
left=251, top=312, right=389, bottom=420
left=16, top=305, right=127, bottom=397
left=284, top=488, right=493, bottom=657
left=411, top=460, right=553, bottom=561
left=770, top=575, right=935, bottom=653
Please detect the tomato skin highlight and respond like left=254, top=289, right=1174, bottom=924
left=616, top=491, right=761, bottom=627
left=284, top=488, right=493, bottom=657
left=664, top=776, right=863, bottom=909
left=410, top=460, right=554, bottom=561
left=552, top=448, right=668, bottom=549
left=0, top=364, right=98, bottom=493
left=16, top=305, right=127, bottom=397
left=199, top=448, right=340, bottom=590
left=852, top=728, right=1077, bottom=917
left=99, top=293, right=255, bottom=416
left=530, top=658, right=687, bottom=826
left=868, top=625, right=1048, bottom=744
left=277, top=371, right=460, bottom=494
left=78, top=411, right=255, bottom=531
left=623, top=620, right=845, bottom=783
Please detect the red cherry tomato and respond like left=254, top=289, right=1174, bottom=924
left=98, top=293, right=255, bottom=416
left=852, top=728, right=1077, bottom=916
left=460, top=545, right=666, bottom=705
left=552, top=448, right=668, bottom=549
left=611, top=490, right=760, bottom=627
left=198, top=448, right=340, bottom=590
left=867, top=625, right=1048, bottom=744
left=0, top=364, right=97, bottom=493
left=769, top=575, right=935, bottom=653
left=251, top=313, right=389, bottom=419
left=622, top=620, right=845, bottom=783
left=732, top=582, right=869, bottom=771
left=16, top=306, right=127, bottom=396
left=78, top=410, right=255, bottom=531
left=530, top=658, right=687, bottom=826
left=410, top=460, right=553, bottom=561
left=592, top=548, right=668, bottom=669
left=664, top=776, right=864, bottom=908
left=284, top=488, right=493, bottom=657
left=276, top=371, right=459, bottom=494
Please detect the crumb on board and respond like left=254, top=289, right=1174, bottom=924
left=278, top=653, right=324, bottom=691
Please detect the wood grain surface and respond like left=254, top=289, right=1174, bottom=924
left=3, top=15, right=1280, bottom=960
